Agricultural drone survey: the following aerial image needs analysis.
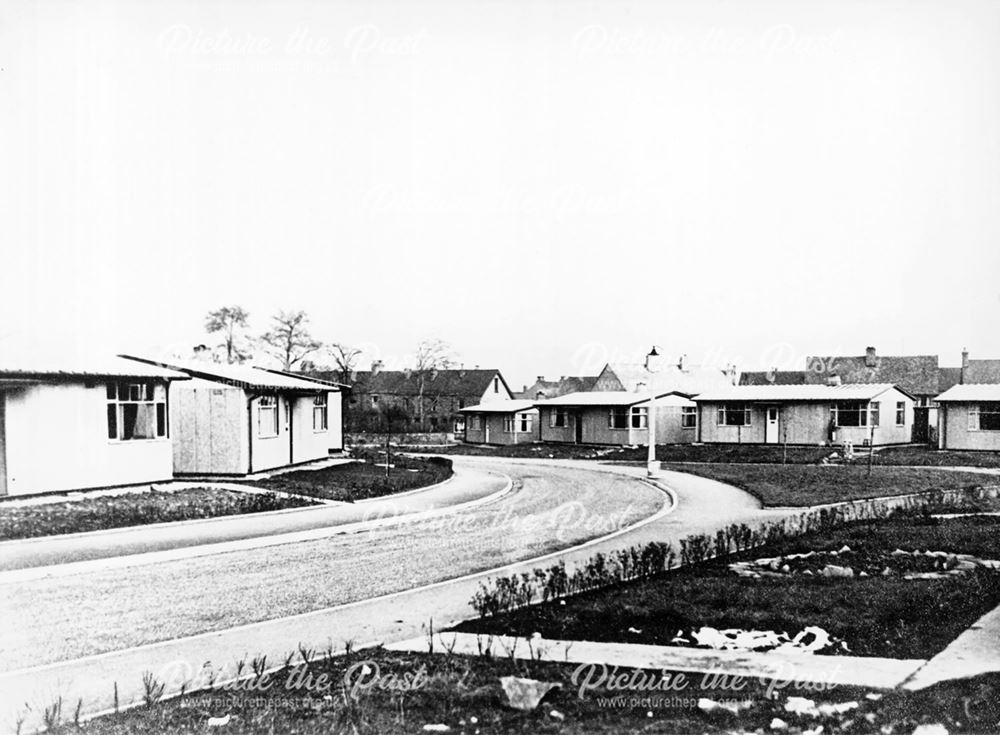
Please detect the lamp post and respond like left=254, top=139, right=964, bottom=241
left=646, top=346, right=661, bottom=477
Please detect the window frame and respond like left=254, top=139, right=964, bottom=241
left=717, top=403, right=752, bottom=427
left=258, top=395, right=279, bottom=438
left=550, top=408, right=569, bottom=428
left=970, top=403, right=1000, bottom=431
left=312, top=394, right=328, bottom=432
left=681, top=405, right=697, bottom=429
left=630, top=406, right=648, bottom=429
left=832, top=401, right=868, bottom=428
left=107, top=381, right=168, bottom=442
left=608, top=407, right=629, bottom=430
left=895, top=401, right=906, bottom=427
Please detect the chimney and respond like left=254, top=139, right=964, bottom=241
left=371, top=360, right=384, bottom=375
left=767, top=368, right=777, bottom=384
left=677, top=354, right=687, bottom=370
left=728, top=365, right=738, bottom=384
left=644, top=346, right=662, bottom=373
left=865, top=346, right=877, bottom=368
left=961, top=348, right=969, bottom=384
left=827, top=374, right=842, bottom=386
left=537, top=375, right=545, bottom=382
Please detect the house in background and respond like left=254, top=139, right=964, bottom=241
left=536, top=391, right=697, bottom=446
left=515, top=375, right=598, bottom=400
left=461, top=400, right=539, bottom=445
left=0, top=356, right=189, bottom=496
left=122, top=357, right=342, bottom=475
left=935, top=384, right=1000, bottom=451
left=804, top=347, right=939, bottom=442
left=330, top=363, right=515, bottom=434
left=938, top=349, right=1000, bottom=393
left=739, top=370, right=807, bottom=386
left=592, top=355, right=736, bottom=395
left=694, top=383, right=914, bottom=447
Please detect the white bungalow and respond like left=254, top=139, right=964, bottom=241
left=935, top=384, right=1000, bottom=451
left=0, top=356, right=189, bottom=496
left=536, top=391, right=698, bottom=446
left=460, top=400, right=538, bottom=445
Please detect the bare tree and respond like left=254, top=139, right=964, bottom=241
left=412, top=338, right=456, bottom=431
left=328, top=343, right=362, bottom=383
left=204, top=306, right=252, bottom=364
left=260, top=310, right=322, bottom=370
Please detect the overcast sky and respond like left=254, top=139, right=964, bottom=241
left=2, top=0, right=998, bottom=388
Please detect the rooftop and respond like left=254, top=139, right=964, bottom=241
left=120, top=356, right=333, bottom=392
left=0, top=355, right=188, bottom=380
left=935, top=384, right=1000, bottom=402
left=460, top=400, right=538, bottom=414
left=694, top=383, right=903, bottom=402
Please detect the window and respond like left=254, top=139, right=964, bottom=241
left=832, top=401, right=868, bottom=427
left=717, top=403, right=751, bottom=426
left=609, top=407, right=629, bottom=429
left=107, top=381, right=167, bottom=441
left=503, top=416, right=514, bottom=432
left=895, top=401, right=906, bottom=426
left=458, top=398, right=465, bottom=409
left=313, top=394, right=328, bottom=431
left=870, top=402, right=880, bottom=427
left=681, top=406, right=697, bottom=428
left=970, top=403, right=1000, bottom=431
left=493, top=377, right=500, bottom=393
left=630, top=406, right=648, bottom=429
left=371, top=395, right=379, bottom=407
left=518, top=413, right=532, bottom=432
left=468, top=415, right=482, bottom=431
left=550, top=408, right=569, bottom=428
left=258, top=395, right=279, bottom=437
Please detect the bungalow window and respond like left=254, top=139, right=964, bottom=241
left=870, top=402, right=880, bottom=427
left=681, top=406, right=697, bottom=428
left=503, top=416, right=514, bottom=432
left=258, top=395, right=279, bottom=437
left=468, top=415, right=482, bottom=431
left=896, top=401, right=906, bottom=426
left=609, top=407, right=629, bottom=429
left=518, top=413, right=532, bottom=432
left=717, top=403, right=751, bottom=426
left=107, top=382, right=167, bottom=441
left=833, top=401, right=868, bottom=427
left=630, top=406, right=648, bottom=429
left=970, top=403, right=1000, bottom=431
left=493, top=377, right=500, bottom=393
left=550, top=408, right=569, bottom=428
left=312, top=394, right=328, bottom=431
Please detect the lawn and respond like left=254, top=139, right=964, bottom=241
left=0, top=488, right=314, bottom=541
left=669, top=463, right=993, bottom=507
left=46, top=647, right=999, bottom=734
left=454, top=514, right=1000, bottom=661
left=250, top=455, right=453, bottom=501
left=874, top=445, right=1000, bottom=468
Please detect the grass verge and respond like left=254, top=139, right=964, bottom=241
left=454, top=513, right=1000, bottom=660
left=250, top=455, right=453, bottom=502
left=0, top=488, right=313, bottom=540
left=669, top=463, right=993, bottom=507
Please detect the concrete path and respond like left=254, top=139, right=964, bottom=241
left=902, top=600, right=1000, bottom=690
left=0, top=467, right=504, bottom=572
left=0, top=459, right=770, bottom=731
left=386, top=633, right=926, bottom=691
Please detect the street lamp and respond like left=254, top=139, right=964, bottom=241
left=645, top=346, right=661, bottom=477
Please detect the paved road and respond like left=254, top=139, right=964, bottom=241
left=0, top=458, right=774, bottom=731
left=0, top=467, right=505, bottom=571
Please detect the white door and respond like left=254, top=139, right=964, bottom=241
left=765, top=407, right=780, bottom=444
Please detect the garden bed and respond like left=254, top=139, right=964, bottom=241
left=453, top=514, right=1000, bottom=660
left=0, top=487, right=314, bottom=540
left=249, top=454, right=453, bottom=502
left=669, top=463, right=993, bottom=507
left=43, top=647, right=999, bottom=734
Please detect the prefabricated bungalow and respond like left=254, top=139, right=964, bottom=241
left=693, top=383, right=915, bottom=446
left=935, top=384, right=1000, bottom=451
left=536, top=391, right=698, bottom=446
left=0, top=357, right=189, bottom=496
left=121, top=358, right=343, bottom=475
left=460, top=400, right=539, bottom=445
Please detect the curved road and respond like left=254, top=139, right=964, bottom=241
left=0, top=458, right=778, bottom=730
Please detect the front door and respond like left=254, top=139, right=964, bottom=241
left=575, top=411, right=584, bottom=444
left=765, top=406, right=780, bottom=444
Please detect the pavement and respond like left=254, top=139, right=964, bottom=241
left=386, top=633, right=926, bottom=692
left=0, top=458, right=775, bottom=731
left=903, top=597, right=1000, bottom=690
left=0, top=466, right=506, bottom=572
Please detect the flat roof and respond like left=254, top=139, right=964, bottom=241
left=120, top=356, right=335, bottom=392
left=0, top=355, right=189, bottom=380
left=694, top=383, right=901, bottom=402
left=936, top=384, right=1000, bottom=402
left=460, top=400, right=538, bottom=414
